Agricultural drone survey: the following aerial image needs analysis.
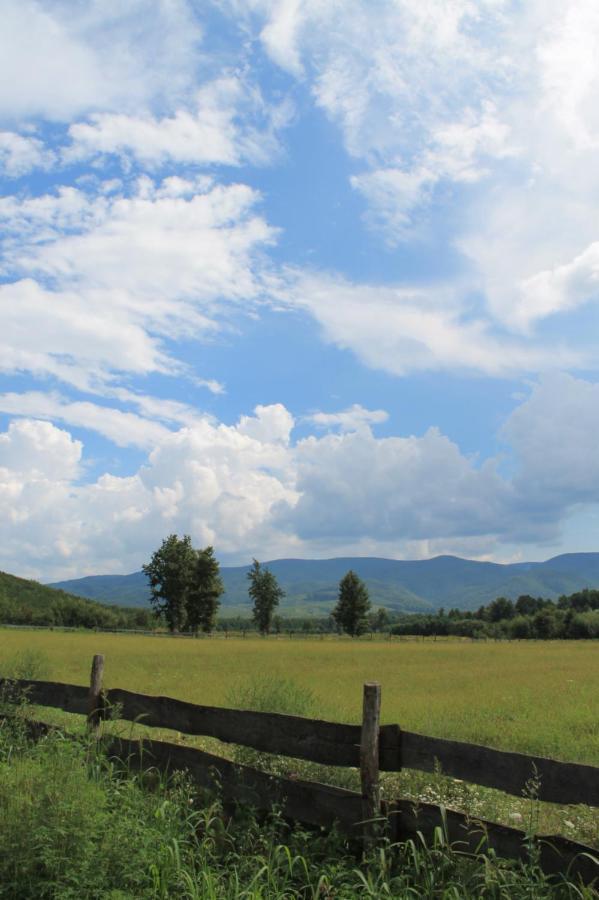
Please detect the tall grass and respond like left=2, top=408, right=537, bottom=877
left=0, top=713, right=596, bottom=899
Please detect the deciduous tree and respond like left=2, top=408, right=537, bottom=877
left=247, top=559, right=285, bottom=635
left=186, top=546, right=224, bottom=635
left=142, top=534, right=195, bottom=633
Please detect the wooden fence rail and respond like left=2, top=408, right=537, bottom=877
left=1, top=657, right=598, bottom=885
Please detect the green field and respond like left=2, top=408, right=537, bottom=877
left=2, top=628, right=598, bottom=853
left=2, top=628, right=598, bottom=764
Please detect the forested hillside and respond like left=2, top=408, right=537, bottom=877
left=0, top=571, right=152, bottom=629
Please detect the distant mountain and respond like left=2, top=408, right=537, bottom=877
left=48, top=552, right=599, bottom=615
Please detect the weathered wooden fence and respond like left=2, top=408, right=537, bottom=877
left=1, top=654, right=598, bottom=884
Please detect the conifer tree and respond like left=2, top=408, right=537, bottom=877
left=332, top=570, right=371, bottom=636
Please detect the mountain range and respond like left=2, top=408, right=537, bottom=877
left=48, top=552, right=599, bottom=616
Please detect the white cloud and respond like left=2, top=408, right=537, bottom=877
left=235, top=1, right=514, bottom=225
left=0, top=178, right=275, bottom=390
left=237, top=403, right=294, bottom=444
left=503, top=373, right=599, bottom=508
left=0, top=392, right=171, bottom=449
left=0, top=407, right=299, bottom=578
left=517, top=242, right=599, bottom=327
left=283, top=271, right=578, bottom=377
left=0, top=0, right=201, bottom=122
left=0, top=131, right=56, bottom=176
left=0, top=419, right=81, bottom=481
left=307, top=404, right=388, bottom=431
left=67, top=76, right=292, bottom=168
left=3, top=378, right=599, bottom=578
left=227, top=0, right=599, bottom=336
left=280, top=425, right=510, bottom=542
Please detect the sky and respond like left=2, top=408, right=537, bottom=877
left=2, top=0, right=599, bottom=581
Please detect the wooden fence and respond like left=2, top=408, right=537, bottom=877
left=1, top=654, right=598, bottom=885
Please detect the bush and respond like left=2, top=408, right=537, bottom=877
left=568, top=610, right=599, bottom=639
left=510, top=616, right=534, bottom=640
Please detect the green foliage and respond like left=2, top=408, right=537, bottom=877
left=0, top=570, right=153, bottom=631
left=332, top=569, right=371, bottom=636
left=143, top=536, right=224, bottom=634
left=392, top=589, right=599, bottom=640
left=143, top=534, right=196, bottom=633
left=0, top=720, right=594, bottom=899
left=186, top=547, right=224, bottom=635
left=247, top=559, right=285, bottom=635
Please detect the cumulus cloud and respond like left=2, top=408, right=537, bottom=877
left=3, top=380, right=599, bottom=579
left=279, top=426, right=510, bottom=542
left=503, top=373, right=599, bottom=508
left=0, top=418, right=81, bottom=481
left=0, top=408, right=299, bottom=578
left=0, top=177, right=275, bottom=390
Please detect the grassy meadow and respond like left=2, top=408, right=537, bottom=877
left=1, top=627, right=598, bottom=885
left=1, top=628, right=597, bottom=765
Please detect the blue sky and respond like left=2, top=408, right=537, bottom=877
left=2, top=0, right=599, bottom=579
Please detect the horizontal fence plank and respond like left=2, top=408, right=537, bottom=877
left=107, top=686, right=368, bottom=767
left=401, top=731, right=599, bottom=807
left=3, top=678, right=598, bottom=810
left=391, top=799, right=598, bottom=886
left=0, top=678, right=89, bottom=715
left=105, top=734, right=364, bottom=835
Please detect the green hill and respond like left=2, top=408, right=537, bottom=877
left=0, top=571, right=150, bottom=629
left=48, top=552, right=599, bottom=615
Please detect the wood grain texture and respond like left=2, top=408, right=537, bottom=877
left=400, top=730, right=599, bottom=806
left=0, top=678, right=88, bottom=715
left=88, top=654, right=105, bottom=732
left=106, top=687, right=365, bottom=765
left=2, top=677, right=597, bottom=809
left=360, top=683, right=382, bottom=840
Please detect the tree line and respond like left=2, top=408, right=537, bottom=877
left=143, top=534, right=376, bottom=636
left=390, top=590, right=599, bottom=640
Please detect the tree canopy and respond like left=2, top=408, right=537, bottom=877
left=332, top=570, right=371, bottom=636
left=247, top=559, right=285, bottom=635
left=142, top=535, right=223, bottom=633
left=186, top=546, right=224, bottom=634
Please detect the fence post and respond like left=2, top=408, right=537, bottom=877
left=360, top=682, right=381, bottom=847
left=87, top=653, right=105, bottom=734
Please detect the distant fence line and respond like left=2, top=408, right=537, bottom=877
left=1, top=656, right=598, bottom=885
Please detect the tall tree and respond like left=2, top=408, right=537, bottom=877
left=247, top=559, right=285, bottom=635
left=186, top=546, right=224, bottom=635
left=142, top=534, right=195, bottom=632
left=332, top=570, right=371, bottom=636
